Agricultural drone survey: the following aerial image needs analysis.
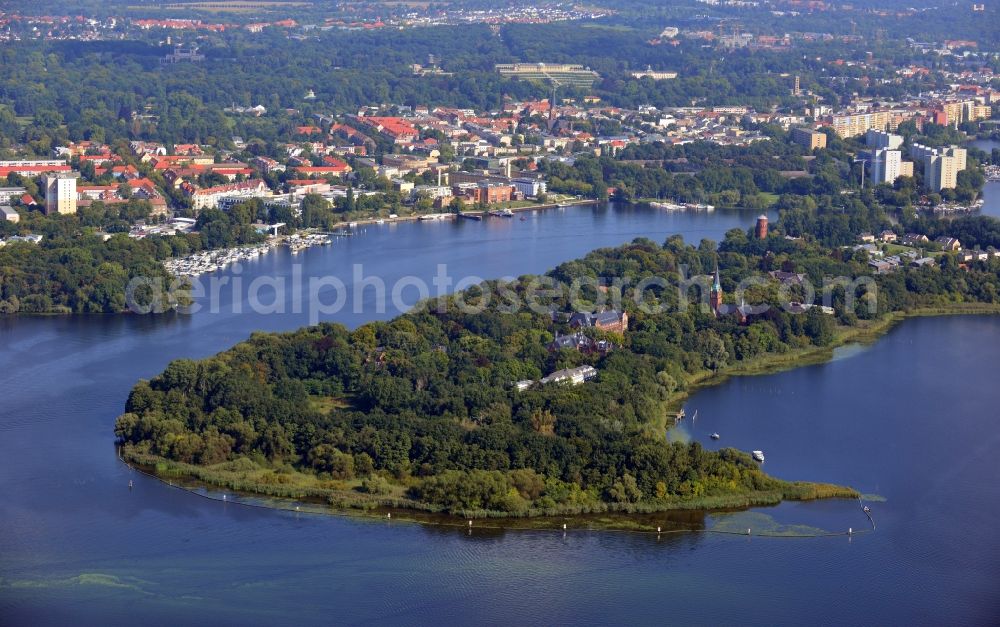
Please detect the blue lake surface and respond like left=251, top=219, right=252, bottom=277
left=1, top=203, right=999, bottom=625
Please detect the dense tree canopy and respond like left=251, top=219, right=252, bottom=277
left=115, top=230, right=1000, bottom=514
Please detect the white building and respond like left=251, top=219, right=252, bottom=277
left=44, top=174, right=77, bottom=215
left=870, top=149, right=902, bottom=185
left=511, top=178, right=547, bottom=197
left=413, top=185, right=453, bottom=200
left=540, top=365, right=598, bottom=386
left=190, top=180, right=270, bottom=211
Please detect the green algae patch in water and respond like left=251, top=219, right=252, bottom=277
left=708, top=511, right=832, bottom=538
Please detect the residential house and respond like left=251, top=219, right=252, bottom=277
left=900, top=233, right=929, bottom=247
left=935, top=236, right=962, bottom=251
left=252, top=156, right=285, bottom=174
left=958, top=249, right=992, bottom=263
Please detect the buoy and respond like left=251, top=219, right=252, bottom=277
left=128, top=480, right=133, bottom=489
left=222, top=494, right=227, bottom=501
left=848, top=527, right=852, bottom=535
left=387, top=513, right=391, bottom=519
left=295, top=506, right=300, bottom=511
left=747, top=528, right=751, bottom=536
left=468, top=520, right=472, bottom=527
left=562, top=523, right=567, bottom=530
left=657, top=526, right=661, bottom=533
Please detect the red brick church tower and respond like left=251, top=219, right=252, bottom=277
left=710, top=266, right=723, bottom=313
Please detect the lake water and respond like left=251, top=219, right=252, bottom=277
left=2, top=203, right=999, bottom=625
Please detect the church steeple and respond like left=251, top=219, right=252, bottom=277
left=710, top=263, right=723, bottom=313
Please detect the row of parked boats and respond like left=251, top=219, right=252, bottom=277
left=419, top=209, right=518, bottom=221
left=930, top=199, right=985, bottom=214
left=163, top=244, right=274, bottom=277
left=649, top=201, right=716, bottom=212
left=164, top=234, right=331, bottom=277
left=287, top=233, right=333, bottom=253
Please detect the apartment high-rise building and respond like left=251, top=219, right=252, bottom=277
left=866, top=129, right=903, bottom=150
left=943, top=146, right=966, bottom=172
left=926, top=155, right=958, bottom=191
left=933, top=100, right=991, bottom=126
left=899, top=161, right=914, bottom=178
left=44, top=174, right=77, bottom=215
left=940, top=101, right=966, bottom=126
left=910, top=143, right=966, bottom=191
left=829, top=110, right=894, bottom=138
left=871, top=149, right=902, bottom=185
left=791, top=127, right=826, bottom=150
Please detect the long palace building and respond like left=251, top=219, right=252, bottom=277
left=496, top=63, right=600, bottom=89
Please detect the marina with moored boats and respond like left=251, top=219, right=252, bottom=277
left=163, top=233, right=333, bottom=277
left=649, top=201, right=716, bottom=212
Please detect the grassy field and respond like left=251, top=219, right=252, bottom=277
left=758, top=192, right=779, bottom=207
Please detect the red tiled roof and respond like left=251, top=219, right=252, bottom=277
left=294, top=164, right=350, bottom=174
left=358, top=117, right=419, bottom=139
left=0, top=164, right=71, bottom=176
left=321, top=156, right=349, bottom=168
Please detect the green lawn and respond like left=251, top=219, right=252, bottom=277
left=758, top=192, right=779, bottom=207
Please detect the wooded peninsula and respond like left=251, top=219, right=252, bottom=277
left=115, top=213, right=1000, bottom=518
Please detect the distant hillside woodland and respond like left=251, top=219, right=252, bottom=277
left=116, top=225, right=1000, bottom=515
